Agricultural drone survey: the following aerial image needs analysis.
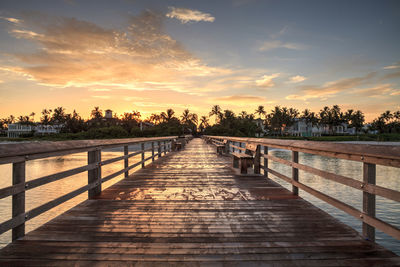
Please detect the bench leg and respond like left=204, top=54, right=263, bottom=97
left=239, top=158, right=248, bottom=174
left=233, top=157, right=239, bottom=168
left=217, top=147, right=223, bottom=155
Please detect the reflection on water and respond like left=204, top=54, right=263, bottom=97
left=267, top=149, right=400, bottom=255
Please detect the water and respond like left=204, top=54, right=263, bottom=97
left=0, top=142, right=399, bottom=255
left=266, top=148, right=400, bottom=255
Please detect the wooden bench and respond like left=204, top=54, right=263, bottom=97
left=175, top=142, right=182, bottom=151
left=231, top=143, right=260, bottom=174
left=216, top=140, right=227, bottom=155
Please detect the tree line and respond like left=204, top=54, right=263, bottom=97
left=0, top=105, right=399, bottom=138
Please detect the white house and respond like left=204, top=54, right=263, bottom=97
left=7, top=123, right=62, bottom=138
left=288, top=119, right=322, bottom=137
left=254, top=118, right=267, bottom=137
left=35, top=124, right=63, bottom=135
left=7, top=123, right=34, bottom=138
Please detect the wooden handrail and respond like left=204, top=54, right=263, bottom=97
left=204, top=135, right=400, bottom=242
left=206, top=135, right=400, bottom=167
left=0, top=136, right=177, bottom=164
left=0, top=135, right=193, bottom=243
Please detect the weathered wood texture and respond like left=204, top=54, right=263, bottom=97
left=0, top=139, right=398, bottom=266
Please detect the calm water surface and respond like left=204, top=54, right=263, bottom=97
left=0, top=142, right=399, bottom=255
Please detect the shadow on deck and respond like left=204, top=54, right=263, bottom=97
left=0, top=138, right=398, bottom=266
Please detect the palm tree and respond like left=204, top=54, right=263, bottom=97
left=160, top=112, right=167, bottom=123
left=166, top=109, right=175, bottom=121
left=52, top=107, right=67, bottom=123
left=181, top=109, right=191, bottom=124
left=381, top=110, right=393, bottom=123
left=29, top=112, right=36, bottom=122
left=239, top=111, right=248, bottom=119
left=149, top=113, right=161, bottom=124
left=199, top=116, right=209, bottom=128
left=91, top=107, right=103, bottom=120
left=255, top=105, right=266, bottom=119
left=209, top=105, right=222, bottom=123
left=41, top=109, right=52, bottom=124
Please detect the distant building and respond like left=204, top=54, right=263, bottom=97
left=254, top=118, right=267, bottom=137
left=140, top=121, right=154, bottom=131
left=35, top=124, right=63, bottom=135
left=7, top=123, right=62, bottom=138
left=105, top=109, right=113, bottom=119
left=288, top=119, right=322, bottom=137
left=7, top=123, right=34, bottom=138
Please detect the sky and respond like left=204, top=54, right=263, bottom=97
left=0, top=0, right=399, bottom=122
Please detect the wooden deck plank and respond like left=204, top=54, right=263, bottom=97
left=0, top=138, right=398, bottom=266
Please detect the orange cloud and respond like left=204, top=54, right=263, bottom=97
left=214, top=95, right=267, bottom=105
left=255, top=73, right=280, bottom=87
left=1, top=11, right=228, bottom=93
left=286, top=72, right=376, bottom=101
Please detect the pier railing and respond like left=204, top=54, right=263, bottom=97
left=205, top=135, right=400, bottom=242
left=0, top=136, right=193, bottom=241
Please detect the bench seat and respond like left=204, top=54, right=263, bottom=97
left=231, top=143, right=260, bottom=174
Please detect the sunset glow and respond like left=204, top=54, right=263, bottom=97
left=0, top=0, right=399, bottom=121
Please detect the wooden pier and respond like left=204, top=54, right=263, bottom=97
left=0, top=138, right=399, bottom=266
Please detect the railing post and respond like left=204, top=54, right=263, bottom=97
left=225, top=140, right=230, bottom=154
left=151, top=142, right=155, bottom=162
left=164, top=141, right=167, bottom=155
left=12, top=161, right=25, bottom=241
left=124, top=145, right=129, bottom=178
left=88, top=149, right=101, bottom=199
left=158, top=141, right=161, bottom=158
left=363, top=162, right=376, bottom=241
left=263, top=146, right=268, bottom=178
left=171, top=139, right=176, bottom=151
left=141, top=143, right=145, bottom=168
left=254, top=145, right=261, bottom=174
left=292, top=151, right=299, bottom=196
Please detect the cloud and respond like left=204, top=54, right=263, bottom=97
left=0, top=17, right=22, bottom=24
left=166, top=7, right=215, bottom=23
left=354, top=84, right=397, bottom=97
left=288, top=75, right=307, bottom=83
left=383, top=62, right=400, bottom=70
left=382, top=70, right=400, bottom=80
left=259, top=40, right=307, bottom=51
left=286, top=72, right=376, bottom=101
left=1, top=11, right=229, bottom=93
left=269, top=26, right=289, bottom=39
left=213, top=95, right=269, bottom=106
left=92, top=95, right=111, bottom=99
left=255, top=73, right=280, bottom=87
left=215, top=95, right=265, bottom=102
left=383, top=65, right=399, bottom=70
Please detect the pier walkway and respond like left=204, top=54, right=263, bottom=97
left=0, top=138, right=399, bottom=266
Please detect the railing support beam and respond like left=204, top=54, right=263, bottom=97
left=292, top=151, right=299, bottom=196
left=12, top=161, right=25, bottom=241
left=124, top=146, right=129, bottom=178
left=254, top=145, right=261, bottom=174
left=151, top=142, right=155, bottom=161
left=363, top=162, right=376, bottom=241
left=141, top=143, right=145, bottom=168
left=88, top=149, right=101, bottom=199
left=263, top=146, right=268, bottom=178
